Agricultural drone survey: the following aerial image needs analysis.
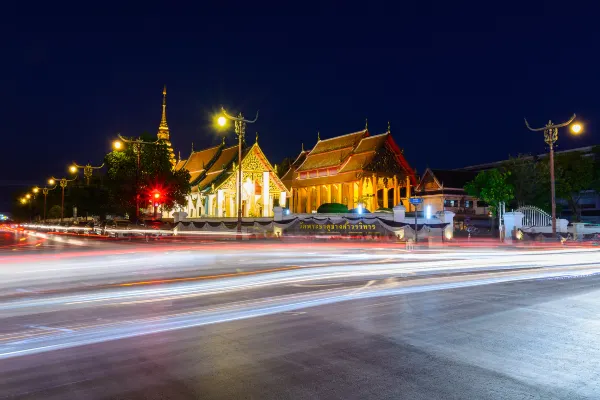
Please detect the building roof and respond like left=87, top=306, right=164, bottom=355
left=174, top=159, right=187, bottom=171
left=195, top=145, right=238, bottom=190
left=419, top=169, right=478, bottom=191
left=309, top=130, right=366, bottom=155
left=290, top=128, right=417, bottom=186
left=455, top=145, right=599, bottom=171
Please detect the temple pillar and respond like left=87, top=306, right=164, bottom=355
left=306, top=187, right=312, bottom=213
left=280, top=191, right=287, bottom=211
left=208, top=194, right=215, bottom=216
left=316, top=186, right=321, bottom=209
left=393, top=176, right=399, bottom=206
left=383, top=187, right=389, bottom=208
left=373, top=174, right=378, bottom=211
left=289, top=188, right=293, bottom=211
left=405, top=176, right=412, bottom=209
left=358, top=178, right=363, bottom=207
left=229, top=194, right=234, bottom=217
left=327, top=184, right=332, bottom=203
left=263, top=172, right=270, bottom=217
left=217, top=190, right=224, bottom=217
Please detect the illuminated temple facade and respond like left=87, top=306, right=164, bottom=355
left=173, top=138, right=289, bottom=218
left=282, top=125, right=417, bottom=213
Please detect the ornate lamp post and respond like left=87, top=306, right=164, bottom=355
left=217, top=107, right=259, bottom=238
left=70, top=162, right=104, bottom=185
left=525, top=114, right=583, bottom=236
left=113, top=134, right=160, bottom=219
left=48, top=176, right=77, bottom=223
left=38, top=183, right=58, bottom=222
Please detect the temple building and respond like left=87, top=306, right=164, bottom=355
left=282, top=123, right=417, bottom=213
left=157, top=85, right=176, bottom=165
left=173, top=136, right=289, bottom=218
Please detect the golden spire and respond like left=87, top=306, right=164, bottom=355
left=317, top=131, right=321, bottom=141
left=178, top=151, right=181, bottom=162
left=387, top=121, right=391, bottom=133
left=301, top=142, right=305, bottom=152
left=158, top=85, right=169, bottom=139
left=365, top=118, right=368, bottom=131
left=255, top=131, right=259, bottom=143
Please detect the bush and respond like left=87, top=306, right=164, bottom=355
left=317, top=203, right=349, bottom=213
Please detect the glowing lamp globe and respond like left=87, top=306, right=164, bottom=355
left=571, top=123, right=582, bottom=135
left=217, top=116, right=227, bottom=127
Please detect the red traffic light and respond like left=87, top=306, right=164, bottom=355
left=153, top=192, right=161, bottom=199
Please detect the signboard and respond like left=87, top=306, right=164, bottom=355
left=409, top=197, right=423, bottom=205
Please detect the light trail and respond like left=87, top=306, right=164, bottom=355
left=2, top=258, right=600, bottom=360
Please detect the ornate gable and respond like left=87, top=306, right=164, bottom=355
left=364, top=144, right=406, bottom=176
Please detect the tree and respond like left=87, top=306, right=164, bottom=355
left=105, top=134, right=191, bottom=219
left=275, top=157, right=293, bottom=179
left=502, top=155, right=548, bottom=209
left=553, top=150, right=597, bottom=222
left=464, top=169, right=514, bottom=236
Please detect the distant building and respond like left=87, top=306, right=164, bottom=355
left=416, top=169, right=491, bottom=229
left=281, top=123, right=417, bottom=213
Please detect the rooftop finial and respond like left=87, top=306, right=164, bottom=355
left=301, top=142, right=305, bottom=152
left=178, top=151, right=181, bottom=162
left=159, top=85, right=168, bottom=132
left=255, top=131, right=259, bottom=143
left=317, top=131, right=321, bottom=141
left=387, top=121, right=391, bottom=133
left=222, top=136, right=226, bottom=145
left=191, top=142, right=194, bottom=153
left=365, top=118, right=368, bottom=130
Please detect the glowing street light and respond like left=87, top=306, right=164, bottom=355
left=216, top=107, right=259, bottom=239
left=25, top=194, right=31, bottom=199
left=525, top=113, right=584, bottom=236
left=113, top=133, right=161, bottom=218
left=32, top=187, right=39, bottom=194
left=70, top=162, right=104, bottom=185
left=49, top=176, right=77, bottom=222
left=571, top=123, right=583, bottom=135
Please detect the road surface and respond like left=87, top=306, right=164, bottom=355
left=1, top=227, right=599, bottom=399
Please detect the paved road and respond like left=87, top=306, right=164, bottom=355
left=1, top=228, right=600, bottom=399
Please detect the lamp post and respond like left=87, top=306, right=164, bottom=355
left=39, top=183, right=58, bottom=222
left=217, top=107, right=259, bottom=239
left=113, top=134, right=160, bottom=219
left=70, top=162, right=104, bottom=185
left=49, top=176, right=77, bottom=223
left=525, top=114, right=583, bottom=236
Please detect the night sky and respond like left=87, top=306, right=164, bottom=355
left=2, top=9, right=599, bottom=210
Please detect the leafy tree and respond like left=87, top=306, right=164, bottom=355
left=464, top=169, right=514, bottom=236
left=275, top=157, right=293, bottom=179
left=105, top=133, right=191, bottom=219
left=502, top=155, right=547, bottom=209
left=553, top=150, right=597, bottom=222
left=47, top=205, right=62, bottom=219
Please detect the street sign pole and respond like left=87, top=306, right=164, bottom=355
left=409, top=197, right=423, bottom=244
left=414, top=204, right=418, bottom=243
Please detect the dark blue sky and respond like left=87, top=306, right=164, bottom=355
left=2, top=8, right=599, bottom=210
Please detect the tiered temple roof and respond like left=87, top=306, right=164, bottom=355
left=284, top=127, right=416, bottom=189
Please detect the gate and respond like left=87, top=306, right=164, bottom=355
left=516, top=206, right=551, bottom=228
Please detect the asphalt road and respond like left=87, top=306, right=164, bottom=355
left=1, top=228, right=600, bottom=399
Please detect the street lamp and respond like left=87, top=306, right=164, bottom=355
left=217, top=107, right=259, bottom=239
left=113, top=133, right=160, bottom=219
left=70, top=162, right=105, bottom=185
left=39, top=183, right=58, bottom=222
left=49, top=174, right=78, bottom=223
left=525, top=113, right=582, bottom=236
